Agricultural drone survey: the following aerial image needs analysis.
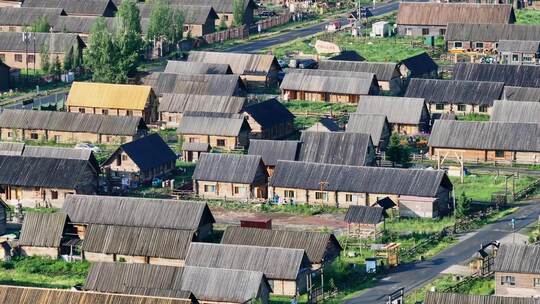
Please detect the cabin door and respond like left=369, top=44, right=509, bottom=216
left=15, top=187, right=22, bottom=200
left=4, top=186, right=10, bottom=200
left=187, top=152, right=193, bottom=162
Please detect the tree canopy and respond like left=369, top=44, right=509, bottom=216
left=232, top=0, right=246, bottom=26
left=386, top=133, right=412, bottom=167
left=147, top=0, right=184, bottom=44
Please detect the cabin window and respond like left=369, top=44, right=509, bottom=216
left=439, top=29, right=446, bottom=36
left=30, top=133, right=38, bottom=140
left=457, top=104, right=466, bottom=112
left=512, top=54, right=519, bottom=62
left=216, top=139, right=226, bottom=147
left=315, top=191, right=328, bottom=200
left=7, top=131, right=12, bottom=138
left=183, top=25, right=190, bottom=32
left=345, top=194, right=357, bottom=202
left=523, top=55, right=533, bottom=62
left=122, top=154, right=128, bottom=161
left=54, top=135, right=61, bottom=142
left=479, top=105, right=488, bottom=113
left=14, top=54, right=22, bottom=62
left=79, top=108, right=85, bottom=113
left=284, top=190, right=295, bottom=198
left=501, top=275, right=515, bottom=286
left=234, top=186, right=245, bottom=195
left=204, top=185, right=216, bottom=193
left=51, top=190, right=58, bottom=200
left=405, top=28, right=412, bottom=36
left=475, top=42, right=484, bottom=49
left=116, top=155, right=122, bottom=166
left=454, top=41, right=463, bottom=49
left=189, top=137, right=197, bottom=143
left=0, top=54, right=4, bottom=61
left=421, top=28, right=429, bottom=35
left=126, top=110, right=133, bottom=116
left=435, top=103, right=444, bottom=110
left=495, top=150, right=505, bottom=158
left=534, top=278, right=540, bottom=287
left=223, top=15, right=229, bottom=21
left=34, top=187, right=40, bottom=195
left=27, top=55, right=35, bottom=63
left=102, top=109, right=108, bottom=115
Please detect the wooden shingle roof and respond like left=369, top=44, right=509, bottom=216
left=0, top=7, right=65, bottom=27
left=19, top=212, right=67, bottom=248
left=270, top=161, right=452, bottom=197
left=137, top=4, right=218, bottom=23
left=243, top=99, right=295, bottom=128
left=221, top=226, right=342, bottom=264
left=143, top=73, right=245, bottom=96
left=305, top=118, right=342, bottom=132
left=318, top=60, right=399, bottom=81
left=425, top=292, right=540, bottom=304
left=0, top=32, right=83, bottom=53
left=494, top=244, right=540, bottom=274
left=280, top=71, right=376, bottom=96
left=429, top=120, right=540, bottom=152
left=52, top=16, right=115, bottom=34
left=453, top=63, right=540, bottom=88
left=503, top=86, right=540, bottom=102
left=446, top=23, right=540, bottom=42
left=355, top=96, right=427, bottom=125
left=491, top=100, right=540, bottom=124
left=164, top=61, right=232, bottom=75
left=66, top=82, right=153, bottom=111
left=346, top=114, right=388, bottom=146
left=298, top=131, right=373, bottom=166
left=21, top=145, right=99, bottom=172
left=344, top=205, right=385, bottom=225
left=405, top=79, right=504, bottom=106
left=185, top=243, right=310, bottom=280
left=193, top=153, right=267, bottom=184
left=168, top=0, right=257, bottom=13
left=158, top=94, right=245, bottom=114
left=247, top=139, right=300, bottom=167
left=397, top=3, right=514, bottom=26
left=188, top=51, right=279, bottom=75
left=498, top=40, right=540, bottom=53
left=0, top=142, right=25, bottom=156
left=22, top=0, right=116, bottom=16
left=177, top=112, right=249, bottom=137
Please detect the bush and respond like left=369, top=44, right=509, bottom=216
left=12, top=256, right=89, bottom=277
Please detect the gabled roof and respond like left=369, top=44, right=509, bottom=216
left=62, top=194, right=215, bottom=229
left=66, top=82, right=153, bottom=110
left=0, top=156, right=94, bottom=189
left=247, top=139, right=300, bottom=167
left=84, top=262, right=268, bottom=303
left=425, top=292, right=540, bottom=304
left=137, top=4, right=218, bottom=23
left=104, top=133, right=177, bottom=171
left=0, top=32, right=83, bottom=53
left=52, top=16, right=115, bottom=34
left=158, top=94, right=246, bottom=114
left=498, top=40, right=540, bottom=53
left=243, top=99, right=295, bottom=128
left=405, top=79, right=504, bottom=106
left=0, top=7, right=65, bottom=27
left=346, top=114, right=389, bottom=146
left=22, top=0, right=117, bottom=16
left=491, top=100, right=540, bottom=124
left=397, top=3, right=515, bottom=26
left=21, top=145, right=100, bottom=172
left=185, top=243, right=310, bottom=280
left=453, top=63, right=540, bottom=88
left=318, top=60, right=399, bottom=81
left=221, top=226, right=342, bottom=264
left=502, top=86, right=540, bottom=102
left=446, top=23, right=540, bottom=42
left=494, top=244, right=540, bottom=274
left=355, top=96, right=427, bottom=125
left=143, top=73, right=246, bottom=96
left=168, top=0, right=257, bottom=13
left=177, top=112, right=249, bottom=137
left=429, top=120, right=540, bottom=152
left=82, top=224, right=194, bottom=260
left=188, top=51, right=279, bottom=75
left=399, top=52, right=438, bottom=77
left=281, top=71, right=376, bottom=95
left=305, top=118, right=342, bottom=132
left=19, top=212, right=67, bottom=248
left=193, top=153, right=267, bottom=184
left=345, top=205, right=385, bottom=225
left=298, top=131, right=373, bottom=166
left=0, top=109, right=147, bottom=136
left=164, top=61, right=232, bottom=75
left=328, top=50, right=365, bottom=62
left=270, top=161, right=452, bottom=197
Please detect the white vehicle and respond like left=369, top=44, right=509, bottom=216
left=74, top=142, right=101, bottom=154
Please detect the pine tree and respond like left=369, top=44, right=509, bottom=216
left=232, top=0, right=246, bottom=26
left=39, top=45, right=50, bottom=75
left=385, top=133, right=412, bottom=167
left=63, top=46, right=74, bottom=72
left=52, top=55, right=62, bottom=79
left=455, top=192, right=473, bottom=219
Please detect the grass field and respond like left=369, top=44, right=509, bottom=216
left=451, top=174, right=537, bottom=203
left=405, top=275, right=494, bottom=303
left=516, top=9, right=540, bottom=24
left=283, top=100, right=355, bottom=129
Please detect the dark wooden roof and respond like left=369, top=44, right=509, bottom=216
left=243, top=99, right=295, bottom=128
left=193, top=153, right=267, bottom=184
left=177, top=112, right=249, bottom=137
left=270, top=161, right=452, bottom=197
left=494, top=244, right=540, bottom=274
left=503, top=86, right=540, bottom=102
left=281, top=71, right=377, bottom=95
left=355, top=96, right=427, bottom=125
left=399, top=52, right=438, bottom=77
left=52, top=16, right=115, bottom=34
left=346, top=114, right=388, bottom=146
left=298, top=131, right=373, bottom=166
left=405, top=79, right=504, bottom=106
left=305, top=118, right=342, bottom=132
left=188, top=51, right=279, bottom=75
left=168, top=0, right=257, bottom=13
left=19, top=212, right=67, bottom=248
left=498, top=40, right=540, bottom=53
left=164, top=61, right=232, bottom=75
left=247, top=139, right=300, bottom=167
left=446, top=23, right=540, bottom=42
left=318, top=60, right=399, bottom=81
left=221, top=226, right=342, bottom=264
left=142, top=73, right=246, bottom=97
left=429, top=120, right=540, bottom=152
left=185, top=242, right=310, bottom=280
left=21, top=145, right=99, bottom=172
left=158, top=94, right=246, bottom=114
left=0, top=7, right=65, bottom=27
left=62, top=194, right=215, bottom=230
left=425, top=292, right=539, bottom=304
left=344, top=205, right=385, bottom=225
left=22, top=0, right=117, bottom=16
left=453, top=63, right=540, bottom=88
left=491, top=100, right=540, bottom=124
left=137, top=4, right=218, bottom=23
left=0, top=32, right=83, bottom=53
left=328, top=50, right=365, bottom=62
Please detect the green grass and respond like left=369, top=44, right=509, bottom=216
left=516, top=8, right=540, bottom=24
left=451, top=174, right=537, bottom=203
left=0, top=257, right=89, bottom=289
left=405, top=275, right=494, bottom=303
left=457, top=113, right=490, bottom=121
left=283, top=100, right=355, bottom=129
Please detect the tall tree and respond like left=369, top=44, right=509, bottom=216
left=115, top=0, right=144, bottom=76
left=386, top=133, right=412, bottom=167
left=30, top=16, right=50, bottom=33
left=147, top=0, right=184, bottom=44
left=63, top=46, right=74, bottom=72
left=232, top=0, right=246, bottom=26
left=39, top=45, right=50, bottom=74
left=455, top=192, right=473, bottom=219
left=85, top=18, right=123, bottom=83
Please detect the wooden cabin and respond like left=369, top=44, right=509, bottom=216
left=188, top=51, right=281, bottom=87
left=0, top=32, right=85, bottom=70
left=177, top=112, right=251, bottom=152
left=0, top=156, right=98, bottom=207
left=221, top=226, right=343, bottom=269
left=0, top=7, right=66, bottom=33
left=0, top=109, right=148, bottom=145
left=164, top=61, right=233, bottom=75
left=247, top=139, right=300, bottom=176
left=62, top=194, right=216, bottom=241
left=398, top=52, right=439, bottom=79
left=318, top=60, right=403, bottom=94
left=101, top=134, right=177, bottom=186
left=243, top=99, right=295, bottom=140
left=192, top=153, right=268, bottom=200
left=298, top=131, right=377, bottom=166
left=21, top=0, right=117, bottom=17
left=355, top=96, right=431, bottom=135
left=425, top=292, right=539, bottom=304
left=498, top=40, right=540, bottom=65
left=143, top=73, right=247, bottom=97
left=491, top=100, right=540, bottom=124
left=405, top=79, right=504, bottom=115
left=429, top=120, right=540, bottom=164
left=281, top=69, right=380, bottom=103
left=185, top=243, right=311, bottom=296
left=169, top=0, right=257, bottom=27
left=139, top=4, right=219, bottom=37
left=396, top=3, right=515, bottom=36
left=453, top=63, right=540, bottom=88
left=269, top=161, right=453, bottom=217
left=66, top=82, right=159, bottom=124
left=345, top=205, right=386, bottom=239
left=493, top=244, right=540, bottom=297
left=346, top=114, right=391, bottom=152
left=83, top=262, right=271, bottom=304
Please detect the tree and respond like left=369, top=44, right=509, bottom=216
left=385, top=133, right=412, bottom=167
left=39, top=45, right=50, bottom=75
left=218, top=17, right=228, bottom=30
left=63, top=46, right=74, bottom=72
left=52, top=55, right=62, bottom=79
left=147, top=1, right=184, bottom=44
left=85, top=18, right=124, bottom=83
left=232, top=0, right=246, bottom=26
left=455, top=192, right=473, bottom=219
left=30, top=16, right=50, bottom=33
left=114, top=0, right=144, bottom=77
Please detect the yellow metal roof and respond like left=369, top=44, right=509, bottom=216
left=66, top=82, right=153, bottom=110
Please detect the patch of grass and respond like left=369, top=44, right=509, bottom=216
left=385, top=217, right=455, bottom=235
left=283, top=100, right=354, bottom=129
left=451, top=174, right=537, bottom=203
left=405, top=275, right=494, bottom=303
left=457, top=113, right=490, bottom=121
left=516, top=8, right=540, bottom=24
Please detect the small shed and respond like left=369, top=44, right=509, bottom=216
left=243, top=99, right=295, bottom=140
left=345, top=205, right=386, bottom=238
left=305, top=118, right=341, bottom=133
left=372, top=21, right=390, bottom=37
left=346, top=114, right=391, bottom=151
left=182, top=142, right=211, bottom=162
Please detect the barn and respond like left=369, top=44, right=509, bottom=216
left=18, top=212, right=76, bottom=258
left=452, top=63, right=540, bottom=88
left=143, top=73, right=247, bottom=97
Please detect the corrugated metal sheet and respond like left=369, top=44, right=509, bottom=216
left=404, top=79, right=504, bottom=106
left=344, top=205, right=384, bottom=225
left=142, top=73, right=245, bottom=97
left=247, top=139, right=300, bottom=167
left=429, top=120, right=540, bottom=152
left=62, top=194, right=215, bottom=229
left=22, top=0, right=114, bottom=16
left=491, top=100, right=540, bottom=124
left=188, top=51, right=279, bottom=76
left=177, top=112, right=248, bottom=137
left=0, top=32, right=82, bottom=53
left=82, top=224, right=194, bottom=260
left=425, top=292, right=539, bottom=304
left=164, top=61, right=232, bottom=75
left=66, top=82, right=153, bottom=111
left=397, top=3, right=514, bottom=26
left=185, top=243, right=309, bottom=280
left=158, top=93, right=246, bottom=114
left=453, top=63, right=540, bottom=88
left=298, top=132, right=373, bottom=166
left=446, top=23, right=540, bottom=43
left=503, top=86, right=540, bottom=102
left=19, top=212, right=67, bottom=248
left=318, top=60, right=399, bottom=81
left=355, top=96, right=427, bottom=125
left=281, top=72, right=375, bottom=95
left=221, top=226, right=342, bottom=264
left=494, top=244, right=540, bottom=274
left=346, top=114, right=388, bottom=145
left=192, top=153, right=267, bottom=184
left=269, top=160, right=451, bottom=197
left=0, top=7, right=65, bottom=27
